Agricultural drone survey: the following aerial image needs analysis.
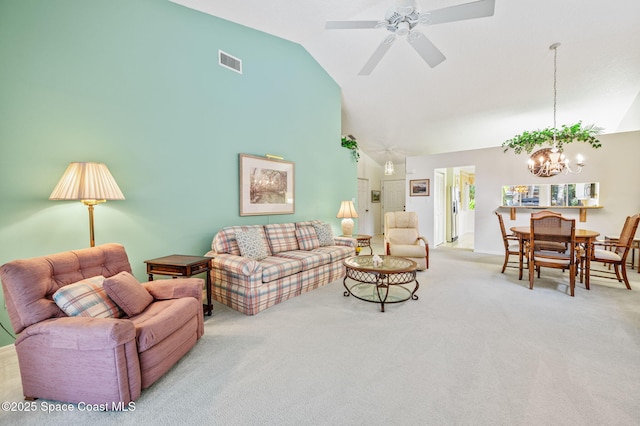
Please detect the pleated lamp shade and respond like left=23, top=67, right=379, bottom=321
left=336, top=200, right=358, bottom=237
left=49, top=162, right=125, bottom=201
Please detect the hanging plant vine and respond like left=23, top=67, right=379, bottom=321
left=341, top=134, right=360, bottom=162
left=502, top=122, right=603, bottom=154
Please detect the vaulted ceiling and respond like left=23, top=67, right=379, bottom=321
left=171, top=0, right=640, bottom=165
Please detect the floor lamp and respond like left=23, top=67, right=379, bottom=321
left=49, top=162, right=125, bottom=247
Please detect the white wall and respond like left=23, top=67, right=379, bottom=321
left=406, top=131, right=640, bottom=255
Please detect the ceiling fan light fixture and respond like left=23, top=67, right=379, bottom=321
left=396, top=21, right=410, bottom=36
left=384, top=160, right=395, bottom=175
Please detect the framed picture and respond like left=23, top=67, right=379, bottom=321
left=410, top=179, right=430, bottom=196
left=371, top=190, right=381, bottom=203
left=240, top=154, right=294, bottom=216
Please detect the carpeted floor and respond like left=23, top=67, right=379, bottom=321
left=1, top=247, right=639, bottom=425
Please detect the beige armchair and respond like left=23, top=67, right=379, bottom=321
left=384, top=211, right=429, bottom=270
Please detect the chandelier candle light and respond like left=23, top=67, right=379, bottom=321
left=502, top=42, right=602, bottom=177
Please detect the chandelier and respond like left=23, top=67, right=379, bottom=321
left=528, top=147, right=584, bottom=177
left=526, top=43, right=586, bottom=178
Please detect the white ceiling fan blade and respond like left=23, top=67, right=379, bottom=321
left=422, top=0, right=495, bottom=25
left=407, top=31, right=446, bottom=68
left=358, top=35, right=396, bottom=75
left=325, top=20, right=380, bottom=30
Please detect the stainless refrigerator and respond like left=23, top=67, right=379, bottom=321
left=447, top=186, right=459, bottom=242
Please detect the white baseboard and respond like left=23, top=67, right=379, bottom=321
left=0, top=343, right=15, bottom=354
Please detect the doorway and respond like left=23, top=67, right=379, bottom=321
left=434, top=166, right=475, bottom=250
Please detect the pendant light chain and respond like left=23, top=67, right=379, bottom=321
left=550, top=42, right=560, bottom=146
left=553, top=44, right=558, bottom=131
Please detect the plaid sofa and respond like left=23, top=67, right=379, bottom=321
left=205, top=221, right=356, bottom=315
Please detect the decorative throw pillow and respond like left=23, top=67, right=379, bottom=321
left=313, top=222, right=335, bottom=246
left=295, top=225, right=320, bottom=250
left=235, top=228, right=269, bottom=260
left=264, top=223, right=299, bottom=253
left=53, top=275, right=123, bottom=318
left=103, top=271, right=154, bottom=317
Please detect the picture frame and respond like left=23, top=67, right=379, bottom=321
left=371, top=190, right=381, bottom=203
left=409, top=179, right=430, bottom=197
left=240, top=154, right=294, bottom=216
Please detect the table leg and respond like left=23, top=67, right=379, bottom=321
left=518, top=236, right=525, bottom=280
left=204, top=270, right=212, bottom=316
left=148, top=274, right=154, bottom=281
left=584, top=239, right=592, bottom=290
left=411, top=278, right=420, bottom=300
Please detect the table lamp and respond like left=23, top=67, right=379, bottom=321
left=336, top=200, right=358, bottom=237
left=49, top=162, right=125, bottom=247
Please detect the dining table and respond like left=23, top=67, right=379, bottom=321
left=510, top=226, right=600, bottom=282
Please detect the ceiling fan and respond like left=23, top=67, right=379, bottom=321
left=325, top=0, right=495, bottom=75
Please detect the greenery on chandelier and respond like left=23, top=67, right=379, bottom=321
left=502, top=122, right=603, bottom=154
left=341, top=134, right=360, bottom=162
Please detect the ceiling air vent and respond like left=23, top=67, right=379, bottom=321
left=219, top=50, right=242, bottom=74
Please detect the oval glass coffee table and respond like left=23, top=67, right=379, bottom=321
left=343, top=255, right=419, bottom=312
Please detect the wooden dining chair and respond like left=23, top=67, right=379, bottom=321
left=531, top=210, right=562, bottom=218
left=529, top=215, right=577, bottom=296
left=580, top=214, right=640, bottom=290
left=531, top=211, right=567, bottom=253
left=495, top=211, right=520, bottom=273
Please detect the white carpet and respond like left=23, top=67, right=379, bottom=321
left=2, top=248, right=639, bottom=425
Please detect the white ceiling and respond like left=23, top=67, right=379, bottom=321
left=171, top=0, right=640, bottom=165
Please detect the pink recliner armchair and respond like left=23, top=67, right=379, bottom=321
left=0, top=243, right=204, bottom=406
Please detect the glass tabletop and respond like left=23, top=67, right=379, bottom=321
left=344, top=255, right=417, bottom=273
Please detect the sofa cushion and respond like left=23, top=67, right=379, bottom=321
left=103, top=271, right=153, bottom=317
left=295, top=225, right=320, bottom=250
left=312, top=245, right=355, bottom=263
left=260, top=256, right=303, bottom=283
left=235, top=228, right=269, bottom=260
left=276, top=250, right=331, bottom=271
left=312, top=222, right=335, bottom=246
left=52, top=275, right=124, bottom=319
left=265, top=223, right=299, bottom=254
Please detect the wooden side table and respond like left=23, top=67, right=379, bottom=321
left=342, top=234, right=373, bottom=255
left=144, top=254, right=213, bottom=316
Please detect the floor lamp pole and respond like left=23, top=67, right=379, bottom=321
left=87, top=204, right=95, bottom=247
left=83, top=200, right=104, bottom=248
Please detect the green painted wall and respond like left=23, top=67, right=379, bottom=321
left=0, top=0, right=355, bottom=346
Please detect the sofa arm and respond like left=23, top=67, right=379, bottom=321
left=143, top=278, right=204, bottom=305
left=334, top=236, right=357, bottom=248
left=418, top=236, right=429, bottom=246
left=212, top=253, right=262, bottom=276
left=16, top=317, right=136, bottom=350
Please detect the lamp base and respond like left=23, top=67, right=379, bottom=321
left=341, top=218, right=355, bottom=237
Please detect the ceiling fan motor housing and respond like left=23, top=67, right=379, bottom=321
left=385, top=8, right=420, bottom=35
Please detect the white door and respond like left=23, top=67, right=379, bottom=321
left=434, top=170, right=446, bottom=246
left=357, top=178, right=371, bottom=235
left=382, top=179, right=406, bottom=232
